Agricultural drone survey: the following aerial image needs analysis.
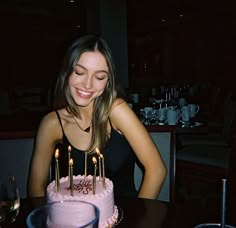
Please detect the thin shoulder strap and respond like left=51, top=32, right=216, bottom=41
left=55, top=110, right=65, bottom=135
left=108, top=118, right=115, bottom=134
left=108, top=118, right=113, bottom=129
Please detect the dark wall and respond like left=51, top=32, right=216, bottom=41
left=0, top=0, right=86, bottom=88
left=127, top=0, right=236, bottom=90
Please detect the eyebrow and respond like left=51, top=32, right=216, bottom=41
left=75, top=63, right=109, bottom=74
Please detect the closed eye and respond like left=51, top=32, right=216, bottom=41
left=95, top=73, right=108, bottom=80
left=96, top=76, right=107, bottom=80
left=74, top=71, right=84, bottom=76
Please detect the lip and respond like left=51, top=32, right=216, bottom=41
left=76, top=89, right=93, bottom=98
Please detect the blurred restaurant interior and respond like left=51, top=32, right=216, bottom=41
left=0, top=0, right=235, bottom=226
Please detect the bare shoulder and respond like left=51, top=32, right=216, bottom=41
left=37, top=109, right=66, bottom=140
left=110, top=98, right=131, bottom=120
left=110, top=98, right=141, bottom=131
left=111, top=98, right=127, bottom=111
left=40, top=108, right=69, bottom=126
left=40, top=111, right=59, bottom=128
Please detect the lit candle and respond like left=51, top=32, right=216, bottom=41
left=69, top=158, right=74, bottom=196
left=84, top=152, right=88, bottom=179
left=100, top=154, right=106, bottom=189
left=55, top=148, right=60, bottom=192
left=68, top=145, right=71, bottom=161
left=92, top=157, right=97, bottom=195
left=95, top=148, right=102, bottom=181
left=68, top=145, right=71, bottom=183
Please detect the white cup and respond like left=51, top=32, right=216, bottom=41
left=181, top=106, right=190, bottom=123
left=188, top=104, right=200, bottom=118
left=167, top=109, right=181, bottom=125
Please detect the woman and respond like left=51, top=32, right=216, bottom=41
left=28, top=34, right=166, bottom=199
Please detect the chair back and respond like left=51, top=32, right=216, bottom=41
left=0, top=137, right=34, bottom=199
left=134, top=129, right=176, bottom=202
left=222, top=96, right=236, bottom=143
left=208, top=86, right=222, bottom=114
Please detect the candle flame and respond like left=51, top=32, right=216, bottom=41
left=69, top=158, right=73, bottom=166
left=95, top=147, right=100, bottom=155
left=92, top=156, right=97, bottom=164
left=55, top=149, right=59, bottom=159
left=100, top=154, right=104, bottom=159
left=68, top=145, right=71, bottom=153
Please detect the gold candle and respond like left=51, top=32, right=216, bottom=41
left=55, top=149, right=60, bottom=192
left=68, top=145, right=71, bottom=158
left=100, top=154, right=106, bottom=189
left=84, top=152, right=88, bottom=179
left=95, top=148, right=102, bottom=181
left=92, top=157, right=97, bottom=195
left=69, top=158, right=74, bottom=196
left=68, top=145, right=71, bottom=183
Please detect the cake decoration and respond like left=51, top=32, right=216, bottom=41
left=65, top=179, right=92, bottom=194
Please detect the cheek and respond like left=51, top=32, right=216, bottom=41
left=92, top=81, right=108, bottom=98
left=96, top=80, right=108, bottom=93
left=68, top=76, right=77, bottom=96
left=69, top=75, right=77, bottom=86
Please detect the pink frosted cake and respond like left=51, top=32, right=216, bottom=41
left=47, top=175, right=118, bottom=228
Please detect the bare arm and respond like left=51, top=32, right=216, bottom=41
left=28, top=112, right=61, bottom=197
left=110, top=99, right=167, bottom=199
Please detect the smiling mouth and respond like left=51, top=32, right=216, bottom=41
left=77, top=89, right=93, bottom=98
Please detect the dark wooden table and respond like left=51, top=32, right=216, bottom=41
left=145, top=121, right=208, bottom=135
left=1, top=197, right=221, bottom=228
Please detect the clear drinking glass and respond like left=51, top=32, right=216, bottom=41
left=26, top=200, right=100, bottom=228
left=140, top=107, right=153, bottom=125
left=0, top=176, right=20, bottom=225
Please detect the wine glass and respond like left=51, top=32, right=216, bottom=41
left=0, top=176, right=20, bottom=225
left=140, top=107, right=153, bottom=125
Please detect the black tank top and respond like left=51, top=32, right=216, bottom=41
left=54, top=111, right=138, bottom=198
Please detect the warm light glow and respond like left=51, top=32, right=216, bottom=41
left=55, top=149, right=59, bottom=159
left=92, top=156, right=97, bottom=164
left=100, top=154, right=103, bottom=159
left=68, top=145, right=71, bottom=153
left=95, top=147, right=100, bottom=155
left=69, top=158, right=73, bottom=166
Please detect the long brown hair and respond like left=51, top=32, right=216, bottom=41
left=53, top=34, right=124, bottom=152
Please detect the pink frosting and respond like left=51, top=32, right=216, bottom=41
left=47, top=175, right=119, bottom=228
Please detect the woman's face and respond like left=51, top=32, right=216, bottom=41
left=69, top=51, right=109, bottom=107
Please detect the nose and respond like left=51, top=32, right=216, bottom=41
left=83, top=76, right=93, bottom=89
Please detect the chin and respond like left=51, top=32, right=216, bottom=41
left=75, top=99, right=94, bottom=107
